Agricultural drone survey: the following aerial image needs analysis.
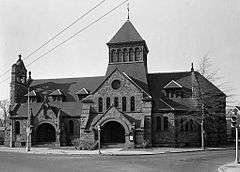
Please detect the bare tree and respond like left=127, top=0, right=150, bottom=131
left=0, top=99, right=10, bottom=127
left=194, top=54, right=229, bottom=149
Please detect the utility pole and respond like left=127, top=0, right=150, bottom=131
left=231, top=108, right=239, bottom=164
left=26, top=86, right=31, bottom=152
left=235, top=127, right=239, bottom=164
left=97, top=125, right=101, bottom=154
left=201, top=104, right=205, bottom=150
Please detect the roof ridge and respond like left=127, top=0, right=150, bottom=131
left=32, top=75, right=105, bottom=81
left=148, top=71, right=191, bottom=75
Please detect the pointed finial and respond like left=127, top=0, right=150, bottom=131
left=191, top=62, right=194, bottom=72
left=18, top=54, right=22, bottom=60
left=127, top=1, right=130, bottom=20
left=28, top=71, right=32, bottom=80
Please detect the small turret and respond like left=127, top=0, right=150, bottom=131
left=10, top=54, right=28, bottom=104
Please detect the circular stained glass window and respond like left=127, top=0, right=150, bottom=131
left=111, top=80, right=121, bottom=90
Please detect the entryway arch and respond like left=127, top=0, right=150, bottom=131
left=36, top=123, right=56, bottom=143
left=100, top=120, right=125, bottom=144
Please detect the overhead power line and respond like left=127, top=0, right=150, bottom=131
left=0, top=0, right=106, bottom=79
left=26, top=0, right=128, bottom=67
left=0, top=0, right=128, bottom=85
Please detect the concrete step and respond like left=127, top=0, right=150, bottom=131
left=102, top=143, right=124, bottom=148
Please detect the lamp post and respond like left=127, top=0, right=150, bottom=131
left=97, top=125, right=101, bottom=154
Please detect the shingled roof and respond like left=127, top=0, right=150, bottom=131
left=30, top=76, right=104, bottom=102
left=148, top=71, right=224, bottom=111
left=108, top=20, right=144, bottom=44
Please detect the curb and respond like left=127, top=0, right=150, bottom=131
left=0, top=147, right=230, bottom=156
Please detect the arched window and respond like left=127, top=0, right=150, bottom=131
left=117, top=49, right=122, bottom=62
left=164, top=117, right=169, bottom=130
left=123, top=49, right=128, bottom=62
left=180, top=119, right=184, bottom=131
left=130, top=96, right=135, bottom=111
left=15, top=121, right=20, bottom=135
left=98, top=97, right=103, bottom=112
left=129, top=48, right=134, bottom=61
left=106, top=97, right=110, bottom=109
left=185, top=121, right=188, bottom=131
left=135, top=48, right=141, bottom=61
left=122, top=97, right=126, bottom=112
left=69, top=120, right=74, bottom=134
left=189, top=120, right=193, bottom=131
left=156, top=116, right=162, bottom=130
left=114, top=97, right=119, bottom=107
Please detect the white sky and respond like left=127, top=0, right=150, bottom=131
left=0, top=0, right=240, bottom=106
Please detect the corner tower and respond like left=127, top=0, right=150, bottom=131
left=10, top=55, right=28, bottom=104
left=106, top=20, right=149, bottom=85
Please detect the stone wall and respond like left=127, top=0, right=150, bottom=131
left=152, top=113, right=176, bottom=146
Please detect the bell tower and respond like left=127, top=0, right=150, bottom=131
left=106, top=20, right=149, bottom=84
left=10, top=55, right=28, bottom=104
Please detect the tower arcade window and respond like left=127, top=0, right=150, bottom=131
left=15, top=121, right=20, bottom=135
left=123, top=49, right=128, bottom=62
left=98, top=97, right=103, bottom=112
left=129, top=48, right=134, bottom=61
left=130, top=96, right=135, bottom=111
left=69, top=120, right=74, bottom=134
left=135, top=48, right=141, bottom=61
left=106, top=97, right=110, bottom=109
left=117, top=49, right=122, bottom=62
left=122, top=97, right=126, bottom=112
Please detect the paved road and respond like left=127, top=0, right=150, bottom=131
left=0, top=149, right=235, bottom=172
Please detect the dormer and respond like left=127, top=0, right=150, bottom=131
left=76, top=88, right=90, bottom=101
left=164, top=80, right=183, bottom=98
left=49, top=89, right=65, bottom=102
left=24, top=90, right=38, bottom=103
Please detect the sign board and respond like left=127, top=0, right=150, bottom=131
left=129, top=135, right=133, bottom=141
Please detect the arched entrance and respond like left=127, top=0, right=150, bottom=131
left=36, top=123, right=56, bottom=144
left=100, top=121, right=125, bottom=144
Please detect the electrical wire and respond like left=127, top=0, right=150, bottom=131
left=0, top=0, right=106, bottom=79
left=0, top=0, right=128, bottom=85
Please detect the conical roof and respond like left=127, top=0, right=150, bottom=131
left=108, top=20, right=144, bottom=44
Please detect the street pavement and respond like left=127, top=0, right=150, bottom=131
left=0, top=149, right=235, bottom=172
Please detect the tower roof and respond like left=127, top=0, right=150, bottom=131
left=108, top=20, right=144, bottom=44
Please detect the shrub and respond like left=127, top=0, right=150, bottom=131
left=142, top=139, right=150, bottom=149
left=72, top=134, right=95, bottom=150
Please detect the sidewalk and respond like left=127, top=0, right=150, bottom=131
left=0, top=146, right=227, bottom=156
left=218, top=163, right=240, bottom=172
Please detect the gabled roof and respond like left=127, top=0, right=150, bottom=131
left=90, top=67, right=151, bottom=98
left=24, top=90, right=37, bottom=97
left=108, top=20, right=144, bottom=44
left=164, top=80, right=183, bottom=89
left=106, top=62, right=148, bottom=85
left=49, top=89, right=64, bottom=96
left=30, top=76, right=104, bottom=101
left=75, top=88, right=89, bottom=95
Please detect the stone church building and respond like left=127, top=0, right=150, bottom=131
left=5, top=20, right=226, bottom=148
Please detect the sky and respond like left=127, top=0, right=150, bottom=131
left=0, top=0, right=240, bottom=107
